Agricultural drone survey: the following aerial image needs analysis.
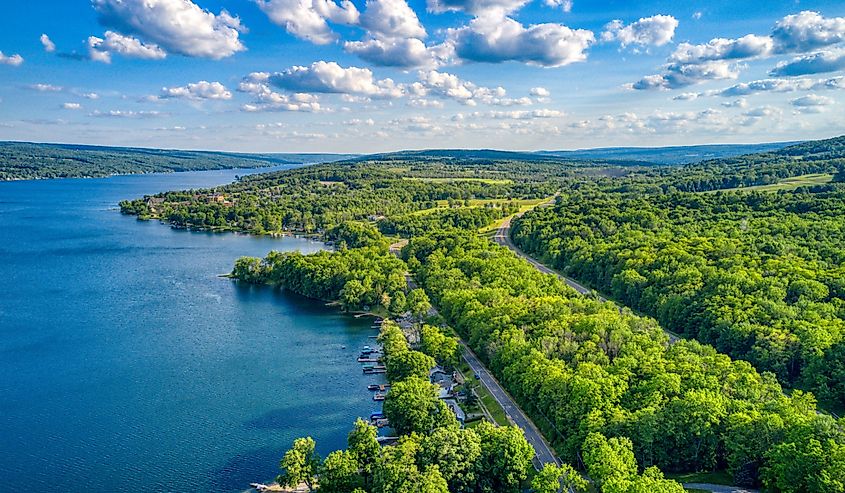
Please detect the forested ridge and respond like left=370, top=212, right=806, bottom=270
left=0, top=141, right=351, bottom=180
left=512, top=137, right=845, bottom=414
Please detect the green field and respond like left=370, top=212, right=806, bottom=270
left=707, top=173, right=833, bottom=193
left=403, top=176, right=514, bottom=184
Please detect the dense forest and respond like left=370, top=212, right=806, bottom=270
left=512, top=137, right=845, bottom=410
left=406, top=232, right=845, bottom=491
left=0, top=141, right=350, bottom=180
left=136, top=134, right=845, bottom=491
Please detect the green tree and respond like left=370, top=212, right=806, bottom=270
left=347, top=419, right=381, bottom=488
left=320, top=450, right=363, bottom=493
left=386, top=350, right=436, bottom=382
left=475, top=421, right=535, bottom=493
left=407, top=288, right=432, bottom=318
left=582, top=433, right=637, bottom=490
left=383, top=376, right=457, bottom=435
left=419, top=426, right=482, bottom=492
left=389, top=290, right=407, bottom=315
left=278, top=437, right=321, bottom=492
left=419, top=325, right=460, bottom=368
left=341, top=279, right=367, bottom=311
left=532, top=463, right=589, bottom=493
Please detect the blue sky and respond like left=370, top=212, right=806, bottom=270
left=1, top=0, right=844, bottom=152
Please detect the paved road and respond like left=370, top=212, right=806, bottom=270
left=460, top=341, right=559, bottom=469
left=494, top=214, right=681, bottom=344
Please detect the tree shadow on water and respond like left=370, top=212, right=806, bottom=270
left=209, top=446, right=282, bottom=492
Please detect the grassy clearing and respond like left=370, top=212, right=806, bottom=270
left=666, top=470, right=734, bottom=486
left=706, top=173, right=833, bottom=193
left=477, top=196, right=554, bottom=234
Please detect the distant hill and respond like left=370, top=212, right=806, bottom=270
left=349, top=148, right=651, bottom=166
left=0, top=141, right=356, bottom=181
left=537, top=142, right=798, bottom=165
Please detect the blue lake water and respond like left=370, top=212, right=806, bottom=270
left=0, top=169, right=383, bottom=492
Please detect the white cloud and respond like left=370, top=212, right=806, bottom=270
left=790, top=94, right=834, bottom=114
left=543, top=0, right=572, bottom=12
left=669, top=35, right=774, bottom=65
left=632, top=11, right=845, bottom=91
left=88, top=31, right=167, bottom=63
left=771, top=11, right=845, bottom=53
left=0, top=51, right=24, bottom=66
left=716, top=76, right=845, bottom=97
left=721, top=98, right=748, bottom=108
left=672, top=92, right=700, bottom=101
left=266, top=61, right=403, bottom=98
left=62, top=103, right=82, bottom=110
left=41, top=34, right=56, bottom=53
left=92, top=0, right=246, bottom=59
left=427, top=0, right=530, bottom=16
left=361, top=0, right=425, bottom=39
left=693, top=11, right=703, bottom=20
left=344, top=38, right=433, bottom=68
left=29, top=83, right=63, bottom=92
left=90, top=110, right=163, bottom=118
left=601, top=15, right=678, bottom=48
left=256, top=0, right=359, bottom=44
left=448, top=14, right=595, bottom=67
left=631, top=60, right=738, bottom=90
left=82, top=93, right=100, bottom=100
left=414, top=70, right=533, bottom=106
left=160, top=81, right=232, bottom=100
left=239, top=72, right=325, bottom=113
left=770, top=49, right=845, bottom=77
left=529, top=87, right=550, bottom=97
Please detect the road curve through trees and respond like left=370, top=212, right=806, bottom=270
left=494, top=214, right=681, bottom=344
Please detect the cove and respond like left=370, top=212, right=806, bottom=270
left=0, top=168, right=381, bottom=492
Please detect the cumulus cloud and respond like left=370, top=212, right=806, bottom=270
left=716, top=76, right=845, bottom=97
left=790, top=93, right=835, bottom=113
left=721, top=98, right=748, bottom=108
left=266, top=61, right=403, bottom=98
left=543, top=0, right=572, bottom=12
left=529, top=87, right=550, bottom=97
left=88, top=31, right=167, bottom=63
left=427, top=0, right=530, bottom=16
left=770, top=49, right=845, bottom=77
left=239, top=72, right=325, bottom=112
left=160, top=81, right=232, bottom=100
left=601, top=15, right=678, bottom=48
left=344, top=38, right=432, bottom=67
left=92, top=0, right=246, bottom=59
left=634, top=11, right=845, bottom=91
left=62, top=103, right=82, bottom=110
left=448, top=14, right=595, bottom=67
left=256, top=0, right=359, bottom=44
left=0, top=51, right=24, bottom=66
left=361, top=0, right=425, bottom=39
left=41, top=34, right=56, bottom=53
left=413, top=70, right=533, bottom=106
left=771, top=11, right=845, bottom=53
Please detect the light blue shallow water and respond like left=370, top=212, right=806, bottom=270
left=0, top=169, right=383, bottom=492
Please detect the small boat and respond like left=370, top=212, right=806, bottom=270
left=367, top=384, right=381, bottom=391
left=373, top=393, right=386, bottom=401
left=341, top=345, right=346, bottom=349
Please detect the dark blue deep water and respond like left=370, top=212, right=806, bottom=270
left=0, top=169, right=382, bottom=492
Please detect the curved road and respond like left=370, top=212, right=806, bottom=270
left=494, top=214, right=681, bottom=344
